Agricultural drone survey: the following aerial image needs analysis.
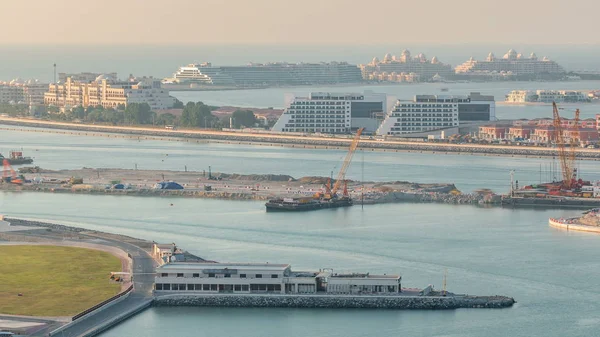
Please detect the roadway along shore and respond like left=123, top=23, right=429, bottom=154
left=3, top=167, right=490, bottom=206
left=3, top=117, right=600, bottom=160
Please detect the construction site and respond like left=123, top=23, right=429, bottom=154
left=504, top=102, right=600, bottom=207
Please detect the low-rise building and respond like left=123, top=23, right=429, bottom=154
left=478, top=125, right=509, bottom=140
left=154, top=262, right=402, bottom=295
left=506, top=90, right=589, bottom=103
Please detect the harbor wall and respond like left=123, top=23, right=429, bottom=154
left=154, top=293, right=515, bottom=310
left=549, top=218, right=600, bottom=234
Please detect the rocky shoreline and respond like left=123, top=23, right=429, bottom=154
left=154, top=294, right=516, bottom=310
left=3, top=118, right=600, bottom=159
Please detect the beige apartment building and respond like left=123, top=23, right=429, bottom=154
left=45, top=77, right=174, bottom=111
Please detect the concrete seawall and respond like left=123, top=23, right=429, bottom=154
left=3, top=118, right=600, bottom=160
left=154, top=293, right=515, bottom=310
left=549, top=218, right=600, bottom=234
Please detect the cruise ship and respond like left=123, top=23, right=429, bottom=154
left=167, top=62, right=363, bottom=87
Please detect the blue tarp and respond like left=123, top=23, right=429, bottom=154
left=155, top=181, right=184, bottom=190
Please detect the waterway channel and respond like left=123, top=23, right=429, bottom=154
left=2, top=128, right=600, bottom=337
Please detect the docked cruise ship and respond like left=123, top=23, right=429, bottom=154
left=271, top=91, right=387, bottom=134
left=167, top=62, right=363, bottom=87
left=455, top=49, right=565, bottom=77
left=359, top=50, right=454, bottom=82
left=505, top=90, right=589, bottom=103
left=377, top=93, right=495, bottom=136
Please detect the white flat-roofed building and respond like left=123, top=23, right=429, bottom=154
left=271, top=91, right=387, bottom=134
left=506, top=90, right=589, bottom=103
left=154, top=262, right=402, bottom=295
left=377, top=92, right=495, bottom=136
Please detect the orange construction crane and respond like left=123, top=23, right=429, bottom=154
left=570, top=109, right=580, bottom=183
left=552, top=102, right=575, bottom=189
left=329, top=127, right=364, bottom=198
left=2, top=159, right=23, bottom=185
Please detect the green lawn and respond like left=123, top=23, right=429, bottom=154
left=0, top=245, right=122, bottom=316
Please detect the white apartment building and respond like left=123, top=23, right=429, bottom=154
left=154, top=262, right=402, bottom=295
left=377, top=92, right=495, bottom=136
left=271, top=91, right=387, bottom=134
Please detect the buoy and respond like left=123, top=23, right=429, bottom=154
left=170, top=203, right=174, bottom=206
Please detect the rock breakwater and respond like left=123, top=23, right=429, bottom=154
left=154, top=294, right=515, bottom=310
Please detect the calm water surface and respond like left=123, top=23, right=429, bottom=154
left=1, top=129, right=600, bottom=337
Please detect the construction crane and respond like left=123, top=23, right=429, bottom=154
left=552, top=102, right=575, bottom=189
left=2, top=159, right=23, bottom=185
left=570, top=109, right=580, bottom=183
left=328, top=127, right=364, bottom=198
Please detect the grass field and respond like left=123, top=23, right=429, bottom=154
left=0, top=245, right=122, bottom=316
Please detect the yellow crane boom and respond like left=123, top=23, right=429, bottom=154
left=331, top=128, right=364, bottom=196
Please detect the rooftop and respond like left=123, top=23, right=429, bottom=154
left=157, top=262, right=291, bottom=271
left=331, top=273, right=400, bottom=279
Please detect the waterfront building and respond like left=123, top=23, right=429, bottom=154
left=45, top=76, right=175, bottom=111
left=506, top=90, right=589, bottom=103
left=455, top=50, right=565, bottom=77
left=168, top=62, right=363, bottom=87
left=154, top=262, right=402, bottom=295
left=0, top=79, right=48, bottom=106
left=377, top=92, right=495, bottom=136
left=0, top=84, right=24, bottom=104
left=271, top=91, right=387, bottom=134
left=478, top=125, right=510, bottom=140
left=481, top=118, right=599, bottom=143
left=359, top=50, right=454, bottom=82
left=58, top=72, right=118, bottom=83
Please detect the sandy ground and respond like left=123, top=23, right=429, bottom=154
left=11, top=167, right=456, bottom=201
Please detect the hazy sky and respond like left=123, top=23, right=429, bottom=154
left=3, top=0, right=600, bottom=45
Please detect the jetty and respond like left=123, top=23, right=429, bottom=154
left=0, top=217, right=515, bottom=335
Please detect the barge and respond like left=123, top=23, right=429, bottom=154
left=265, top=196, right=352, bottom=212
left=0, top=151, right=33, bottom=165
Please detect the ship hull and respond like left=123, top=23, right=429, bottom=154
left=6, top=158, right=33, bottom=165
left=265, top=199, right=353, bottom=212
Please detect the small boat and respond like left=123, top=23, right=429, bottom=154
left=0, top=151, right=33, bottom=165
